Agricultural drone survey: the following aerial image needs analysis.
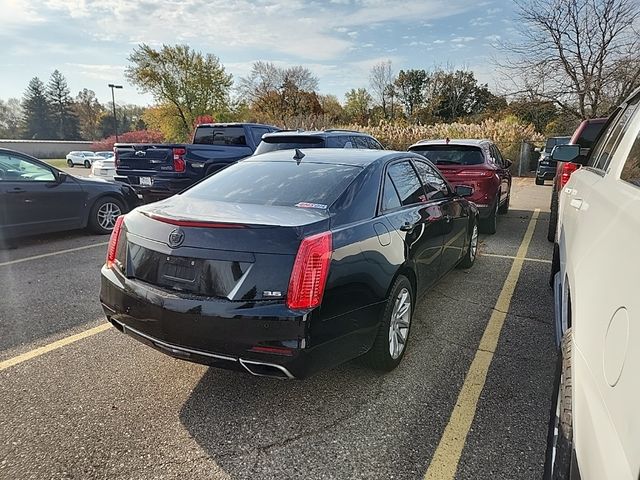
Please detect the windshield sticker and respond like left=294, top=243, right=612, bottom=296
left=295, top=202, right=328, bottom=210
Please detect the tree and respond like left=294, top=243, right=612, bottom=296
left=98, top=103, right=148, bottom=139
left=47, top=70, right=80, bottom=139
left=395, top=69, right=428, bottom=120
left=238, top=61, right=320, bottom=126
left=344, top=88, right=373, bottom=125
left=369, top=60, right=395, bottom=119
left=502, top=0, right=640, bottom=119
left=318, top=94, right=344, bottom=126
left=21, top=77, right=52, bottom=139
left=74, top=89, right=105, bottom=140
left=0, top=98, right=22, bottom=138
left=126, top=44, right=232, bottom=140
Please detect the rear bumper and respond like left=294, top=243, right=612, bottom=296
left=114, top=175, right=194, bottom=202
left=100, top=266, right=345, bottom=379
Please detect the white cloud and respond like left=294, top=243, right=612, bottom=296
left=451, top=36, right=475, bottom=43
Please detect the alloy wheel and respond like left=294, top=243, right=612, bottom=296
left=97, top=202, right=122, bottom=231
left=470, top=223, right=478, bottom=261
left=389, top=287, right=411, bottom=359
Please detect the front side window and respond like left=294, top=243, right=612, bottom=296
left=0, top=154, right=55, bottom=182
left=387, top=161, right=426, bottom=206
left=413, top=160, right=449, bottom=200
left=589, top=98, right=640, bottom=172
left=250, top=127, right=271, bottom=146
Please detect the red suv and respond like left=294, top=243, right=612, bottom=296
left=547, top=118, right=608, bottom=242
left=408, top=139, right=512, bottom=234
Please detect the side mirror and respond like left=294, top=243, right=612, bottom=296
left=504, top=159, right=513, bottom=169
left=455, top=185, right=473, bottom=197
left=57, top=171, right=68, bottom=183
left=552, top=144, right=581, bottom=163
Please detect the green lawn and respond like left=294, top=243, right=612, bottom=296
left=43, top=159, right=68, bottom=169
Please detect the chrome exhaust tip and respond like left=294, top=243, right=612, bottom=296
left=239, top=358, right=295, bottom=380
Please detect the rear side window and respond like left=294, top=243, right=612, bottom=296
left=326, top=136, right=354, bottom=148
left=411, top=145, right=484, bottom=166
left=353, top=136, right=369, bottom=149
left=382, top=173, right=401, bottom=211
left=366, top=137, right=383, bottom=150
left=184, top=160, right=361, bottom=208
left=387, top=161, right=426, bottom=206
left=250, top=127, right=271, bottom=146
left=575, top=122, right=605, bottom=149
left=193, top=126, right=247, bottom=146
left=254, top=136, right=325, bottom=155
left=589, top=98, right=640, bottom=171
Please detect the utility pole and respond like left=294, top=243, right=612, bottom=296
left=108, top=84, right=123, bottom=143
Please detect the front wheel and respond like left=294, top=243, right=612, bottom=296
left=364, top=275, right=413, bottom=371
left=458, top=217, right=478, bottom=269
left=84, top=160, right=91, bottom=168
left=67, top=159, right=74, bottom=167
left=498, top=194, right=510, bottom=214
left=88, top=197, right=124, bottom=234
left=536, top=177, right=544, bottom=186
left=548, top=191, right=559, bottom=242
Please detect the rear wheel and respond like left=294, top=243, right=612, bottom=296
left=84, top=160, right=91, bottom=169
left=548, top=329, right=574, bottom=480
left=479, top=197, right=498, bottom=234
left=364, top=275, right=413, bottom=371
left=88, top=197, right=124, bottom=234
left=548, top=191, right=559, bottom=242
left=536, top=177, right=544, bottom=185
left=458, top=217, right=478, bottom=269
left=67, top=159, right=74, bottom=167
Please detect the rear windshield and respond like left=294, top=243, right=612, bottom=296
left=575, top=122, right=605, bottom=149
left=254, top=136, right=325, bottom=155
left=544, top=137, right=570, bottom=153
left=184, top=160, right=361, bottom=208
left=410, top=145, right=484, bottom=165
left=193, top=126, right=247, bottom=146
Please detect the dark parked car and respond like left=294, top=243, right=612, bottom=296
left=253, top=129, right=384, bottom=155
left=114, top=123, right=278, bottom=203
left=535, top=136, right=571, bottom=185
left=100, top=149, right=479, bottom=379
left=407, top=139, right=512, bottom=234
left=0, top=148, right=138, bottom=243
left=547, top=118, right=608, bottom=242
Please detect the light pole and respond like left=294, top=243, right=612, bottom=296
left=108, top=84, right=123, bottom=143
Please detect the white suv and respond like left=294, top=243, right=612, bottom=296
left=548, top=88, right=640, bottom=479
left=65, top=151, right=102, bottom=168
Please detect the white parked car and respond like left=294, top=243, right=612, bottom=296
left=66, top=151, right=103, bottom=168
left=90, top=156, right=116, bottom=180
left=548, top=87, right=640, bottom=479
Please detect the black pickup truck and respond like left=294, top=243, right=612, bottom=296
left=114, top=123, right=278, bottom=202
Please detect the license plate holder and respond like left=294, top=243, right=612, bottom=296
left=139, top=176, right=152, bottom=186
left=161, top=256, right=197, bottom=284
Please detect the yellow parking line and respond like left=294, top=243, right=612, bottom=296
left=0, top=323, right=111, bottom=372
left=424, top=208, right=540, bottom=480
left=481, top=252, right=552, bottom=264
left=0, top=242, right=108, bottom=268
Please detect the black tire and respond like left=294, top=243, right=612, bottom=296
left=479, top=197, right=498, bottom=234
left=364, top=275, right=413, bottom=371
left=536, top=177, right=544, bottom=185
left=84, top=160, right=91, bottom=169
left=549, top=243, right=560, bottom=288
left=549, top=329, right=574, bottom=480
left=67, top=159, right=74, bottom=167
left=458, top=216, right=478, bottom=269
left=498, top=194, right=510, bottom=214
left=88, top=196, right=125, bottom=235
left=548, top=190, right=559, bottom=242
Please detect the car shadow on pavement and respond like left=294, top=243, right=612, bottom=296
left=179, top=361, right=384, bottom=475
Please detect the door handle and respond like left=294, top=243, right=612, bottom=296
left=8, top=188, right=26, bottom=194
left=570, top=198, right=583, bottom=210
left=399, top=222, right=415, bottom=232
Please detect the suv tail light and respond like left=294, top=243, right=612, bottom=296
left=559, top=162, right=579, bottom=188
left=106, top=215, right=125, bottom=269
left=173, top=147, right=186, bottom=173
left=287, top=232, right=332, bottom=310
left=457, top=170, right=494, bottom=178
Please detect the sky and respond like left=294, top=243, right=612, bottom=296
left=0, top=0, right=518, bottom=106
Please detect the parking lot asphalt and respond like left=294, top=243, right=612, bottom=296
left=0, top=178, right=556, bottom=480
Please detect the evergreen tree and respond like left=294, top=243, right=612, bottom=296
left=47, top=70, right=79, bottom=139
left=21, top=77, right=52, bottom=139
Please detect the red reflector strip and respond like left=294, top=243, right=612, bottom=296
left=249, top=346, right=294, bottom=356
left=143, top=212, right=245, bottom=229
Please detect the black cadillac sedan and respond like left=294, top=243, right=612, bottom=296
left=100, top=149, right=479, bottom=379
left=0, top=148, right=139, bottom=243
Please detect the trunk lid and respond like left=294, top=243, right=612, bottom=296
left=115, top=144, right=175, bottom=173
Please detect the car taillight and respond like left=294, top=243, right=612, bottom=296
left=559, top=162, right=579, bottom=188
left=106, top=215, right=124, bottom=269
left=457, top=170, right=494, bottom=178
left=173, top=147, right=186, bottom=173
left=287, top=232, right=332, bottom=310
